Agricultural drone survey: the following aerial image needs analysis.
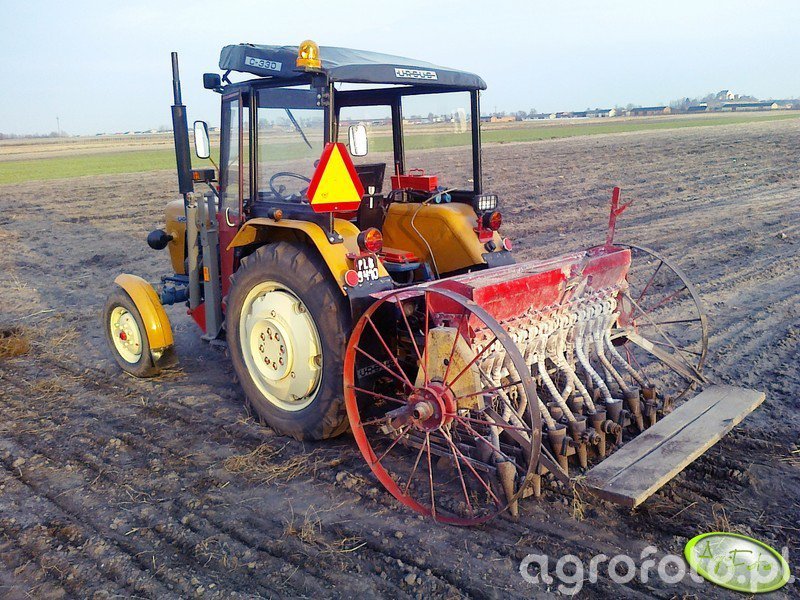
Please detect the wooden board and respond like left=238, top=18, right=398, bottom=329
left=583, top=385, right=765, bottom=507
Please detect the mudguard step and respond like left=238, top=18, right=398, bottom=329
left=583, top=385, right=765, bottom=507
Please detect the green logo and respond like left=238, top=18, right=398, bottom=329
left=685, top=532, right=791, bottom=593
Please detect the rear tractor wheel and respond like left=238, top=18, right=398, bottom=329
left=226, top=242, right=351, bottom=441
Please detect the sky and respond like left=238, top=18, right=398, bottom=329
left=1, top=0, right=799, bottom=135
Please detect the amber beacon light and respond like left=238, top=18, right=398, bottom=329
left=296, top=40, right=321, bottom=69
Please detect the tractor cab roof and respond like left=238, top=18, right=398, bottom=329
left=219, top=43, right=487, bottom=91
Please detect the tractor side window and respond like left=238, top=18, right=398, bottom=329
left=220, top=97, right=250, bottom=218
left=338, top=105, right=392, bottom=194
left=256, top=106, right=324, bottom=202
left=401, top=92, right=473, bottom=191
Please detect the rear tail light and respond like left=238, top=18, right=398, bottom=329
left=344, top=269, right=360, bottom=287
left=482, top=211, right=502, bottom=231
left=357, top=228, right=383, bottom=253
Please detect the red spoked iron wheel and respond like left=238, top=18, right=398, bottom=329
left=613, top=244, right=709, bottom=401
left=344, top=287, right=542, bottom=525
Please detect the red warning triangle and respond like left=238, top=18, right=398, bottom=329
left=307, top=142, right=365, bottom=213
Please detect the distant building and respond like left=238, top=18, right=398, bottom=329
left=721, top=101, right=777, bottom=111
left=716, top=90, right=737, bottom=101
left=687, top=103, right=708, bottom=112
left=629, top=106, right=671, bottom=116
left=489, top=115, right=516, bottom=123
left=586, top=108, right=614, bottom=118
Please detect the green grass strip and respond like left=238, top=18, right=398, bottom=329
left=1, top=112, right=797, bottom=184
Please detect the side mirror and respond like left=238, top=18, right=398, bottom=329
left=348, top=123, right=368, bottom=157
left=203, top=73, right=222, bottom=90
left=193, top=120, right=211, bottom=160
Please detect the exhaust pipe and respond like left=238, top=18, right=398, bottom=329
left=171, top=52, right=194, bottom=197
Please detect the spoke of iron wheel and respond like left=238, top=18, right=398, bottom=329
left=636, top=260, right=664, bottom=303
left=353, top=346, right=410, bottom=389
left=625, top=292, right=700, bottom=375
left=445, top=427, right=503, bottom=505
left=441, top=314, right=464, bottom=385
left=373, top=426, right=410, bottom=467
left=626, top=344, right=652, bottom=385
left=423, top=292, right=431, bottom=386
left=454, top=413, right=531, bottom=433
left=426, top=432, right=436, bottom=518
left=477, top=369, right=531, bottom=436
left=455, top=416, right=526, bottom=474
left=403, top=441, right=427, bottom=495
left=441, top=428, right=474, bottom=517
left=454, top=379, right=523, bottom=403
left=646, top=338, right=703, bottom=357
left=637, top=317, right=702, bottom=327
left=446, top=335, right=499, bottom=390
left=346, top=384, right=408, bottom=406
left=640, top=284, right=689, bottom=314
left=365, top=315, right=414, bottom=388
left=359, top=414, right=393, bottom=427
left=398, top=297, right=427, bottom=385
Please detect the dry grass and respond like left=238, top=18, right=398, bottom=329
left=706, top=503, right=748, bottom=535
left=224, top=442, right=345, bottom=486
left=0, top=326, right=30, bottom=358
left=283, top=504, right=365, bottom=555
left=781, top=447, right=800, bottom=468
left=28, top=378, right=66, bottom=398
left=710, top=504, right=731, bottom=532
left=29, top=323, right=78, bottom=358
left=571, top=476, right=587, bottom=521
left=193, top=535, right=239, bottom=569
left=224, top=443, right=315, bottom=485
left=283, top=505, right=322, bottom=545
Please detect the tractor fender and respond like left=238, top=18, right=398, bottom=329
left=226, top=217, right=389, bottom=293
left=113, top=274, right=174, bottom=352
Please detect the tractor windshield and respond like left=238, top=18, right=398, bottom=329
left=256, top=89, right=324, bottom=201
left=402, top=91, right=474, bottom=191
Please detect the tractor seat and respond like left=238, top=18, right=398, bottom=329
left=354, top=163, right=386, bottom=194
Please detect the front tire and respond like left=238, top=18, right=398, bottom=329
left=103, top=287, right=161, bottom=377
left=226, top=242, right=351, bottom=440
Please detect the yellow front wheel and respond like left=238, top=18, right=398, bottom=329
left=103, top=287, right=161, bottom=377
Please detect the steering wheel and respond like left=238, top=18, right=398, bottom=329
left=269, top=171, right=312, bottom=202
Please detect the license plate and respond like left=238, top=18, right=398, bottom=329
left=355, top=255, right=380, bottom=283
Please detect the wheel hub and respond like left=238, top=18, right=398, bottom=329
left=251, top=318, right=293, bottom=381
left=408, top=382, right=456, bottom=431
left=110, top=307, right=142, bottom=364
left=240, top=284, right=323, bottom=412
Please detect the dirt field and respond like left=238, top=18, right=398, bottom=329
left=0, top=118, right=798, bottom=598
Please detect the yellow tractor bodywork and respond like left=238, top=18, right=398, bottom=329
left=113, top=274, right=174, bottom=352
left=226, top=217, right=390, bottom=293
left=382, top=202, right=503, bottom=274
left=164, top=199, right=188, bottom=275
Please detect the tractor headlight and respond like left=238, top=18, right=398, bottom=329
left=473, top=193, right=498, bottom=213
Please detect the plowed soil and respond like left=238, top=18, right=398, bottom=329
left=1, top=118, right=798, bottom=598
